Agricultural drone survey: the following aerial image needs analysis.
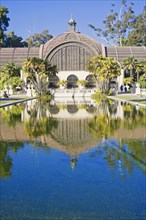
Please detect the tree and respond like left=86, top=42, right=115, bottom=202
left=135, top=60, right=146, bottom=82
left=88, top=55, right=120, bottom=93
left=139, top=74, right=146, bottom=88
left=122, top=57, right=146, bottom=84
left=22, top=57, right=58, bottom=95
left=89, top=1, right=145, bottom=46
left=4, top=31, right=28, bottom=47
left=124, top=6, right=146, bottom=46
left=25, top=30, right=53, bottom=47
left=0, top=62, right=23, bottom=90
left=0, top=6, right=10, bottom=47
left=122, top=57, right=137, bottom=83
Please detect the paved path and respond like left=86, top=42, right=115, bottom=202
left=0, top=94, right=36, bottom=108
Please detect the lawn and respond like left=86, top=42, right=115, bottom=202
left=114, top=95, right=146, bottom=104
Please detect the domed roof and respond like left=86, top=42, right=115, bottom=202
left=41, top=29, right=104, bottom=59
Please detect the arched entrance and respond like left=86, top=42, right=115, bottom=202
left=67, top=75, right=78, bottom=88
left=49, top=75, right=59, bottom=88
left=86, top=75, right=96, bottom=88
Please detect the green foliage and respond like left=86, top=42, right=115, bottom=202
left=139, top=74, right=146, bottom=88
left=88, top=55, right=120, bottom=93
left=89, top=114, right=121, bottom=139
left=22, top=57, right=58, bottom=95
left=89, top=1, right=145, bottom=46
left=88, top=55, right=120, bottom=80
left=0, top=61, right=20, bottom=77
left=0, top=6, right=10, bottom=47
left=122, top=104, right=146, bottom=129
left=123, top=57, right=146, bottom=84
left=123, top=7, right=146, bottom=46
left=123, top=77, right=133, bottom=85
left=91, top=90, right=106, bottom=102
left=24, top=100, right=58, bottom=138
left=77, top=79, right=88, bottom=86
left=4, top=31, right=28, bottom=47
left=0, top=104, right=24, bottom=127
left=0, top=141, right=12, bottom=178
left=108, top=88, right=115, bottom=96
left=57, top=80, right=67, bottom=87
left=26, top=30, right=53, bottom=47
left=37, top=93, right=53, bottom=102
left=123, top=57, right=137, bottom=70
left=25, top=117, right=58, bottom=138
left=0, top=62, right=22, bottom=90
left=0, top=141, right=24, bottom=178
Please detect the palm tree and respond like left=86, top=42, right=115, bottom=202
left=135, top=60, right=146, bottom=82
left=22, top=57, right=58, bottom=96
left=122, top=57, right=138, bottom=83
left=88, top=55, right=120, bottom=93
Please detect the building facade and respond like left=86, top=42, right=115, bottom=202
left=0, top=18, right=146, bottom=89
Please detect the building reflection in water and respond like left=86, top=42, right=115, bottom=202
left=0, top=98, right=145, bottom=176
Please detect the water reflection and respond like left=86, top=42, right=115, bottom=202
left=24, top=99, right=58, bottom=139
left=0, top=141, right=24, bottom=178
left=89, top=139, right=146, bottom=176
left=0, top=98, right=146, bottom=177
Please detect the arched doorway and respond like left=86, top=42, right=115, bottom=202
left=86, top=75, right=96, bottom=88
left=49, top=75, right=59, bottom=88
left=67, top=75, right=78, bottom=88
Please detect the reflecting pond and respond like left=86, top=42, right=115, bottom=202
left=0, top=98, right=146, bottom=220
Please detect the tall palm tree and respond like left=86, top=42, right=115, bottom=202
left=122, top=57, right=138, bottom=81
left=135, top=61, right=144, bottom=82
left=22, top=57, right=57, bottom=96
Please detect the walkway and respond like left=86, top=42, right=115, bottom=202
left=0, top=94, right=35, bottom=108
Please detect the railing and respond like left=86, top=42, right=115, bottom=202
left=51, top=88, right=96, bottom=97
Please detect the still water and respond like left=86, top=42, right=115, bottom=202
left=0, top=98, right=146, bottom=220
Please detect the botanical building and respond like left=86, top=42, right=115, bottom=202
left=0, top=18, right=146, bottom=88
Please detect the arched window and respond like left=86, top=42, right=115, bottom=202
left=49, top=75, right=59, bottom=88
left=67, top=75, right=78, bottom=88
left=86, top=75, right=96, bottom=88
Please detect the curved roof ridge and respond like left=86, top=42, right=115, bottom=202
left=42, top=30, right=103, bottom=59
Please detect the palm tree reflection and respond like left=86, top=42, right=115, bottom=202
left=24, top=99, right=58, bottom=144
left=0, top=141, right=24, bottom=178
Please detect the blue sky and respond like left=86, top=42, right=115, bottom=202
left=1, top=0, right=145, bottom=44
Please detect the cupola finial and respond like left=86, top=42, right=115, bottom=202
left=68, top=16, right=77, bottom=31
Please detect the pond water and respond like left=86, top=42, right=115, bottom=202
left=0, top=98, right=146, bottom=220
